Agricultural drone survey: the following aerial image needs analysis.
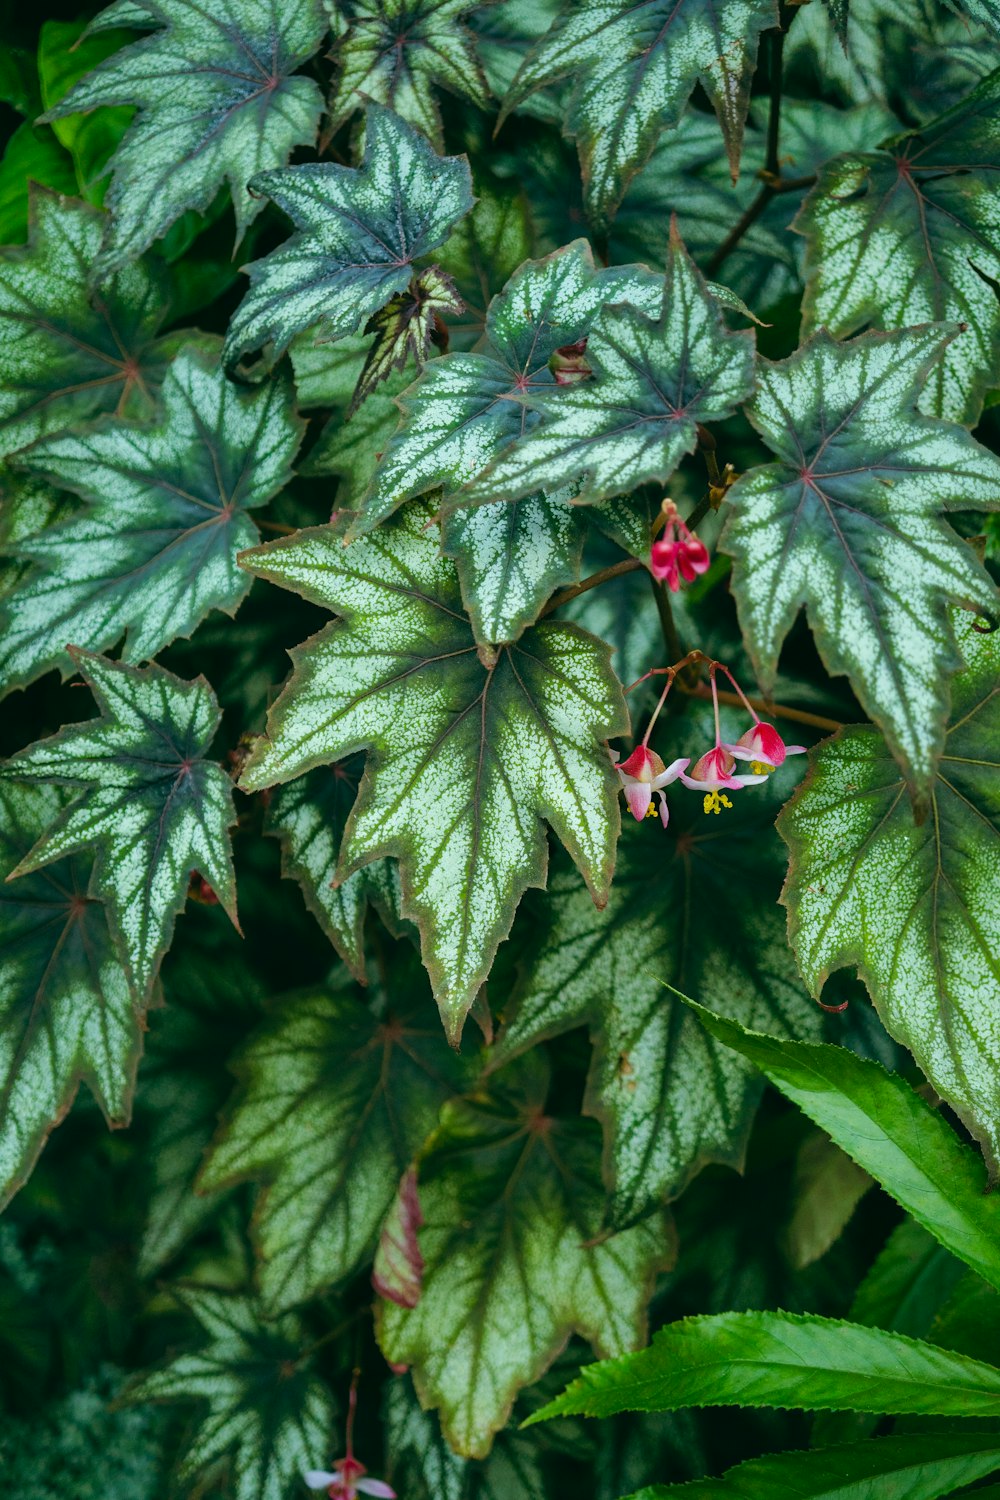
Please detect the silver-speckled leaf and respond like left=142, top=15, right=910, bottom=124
left=496, top=705, right=820, bottom=1227
left=328, top=0, right=490, bottom=149
left=200, top=979, right=471, bottom=1312
left=798, top=71, right=1000, bottom=425
left=3, top=652, right=238, bottom=996
left=376, top=1051, right=674, bottom=1457
left=352, top=264, right=463, bottom=412
left=127, top=1289, right=334, bottom=1500
left=721, top=327, right=1000, bottom=801
left=237, top=504, right=628, bottom=1042
left=1, top=339, right=303, bottom=693
left=223, top=106, right=473, bottom=373
left=43, top=0, right=327, bottom=274
left=0, top=190, right=173, bottom=461
left=780, top=611, right=1000, bottom=1175
left=0, top=779, right=143, bottom=1208
left=502, top=0, right=778, bottom=227
left=459, top=227, right=755, bottom=509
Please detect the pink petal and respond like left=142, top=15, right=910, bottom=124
left=619, top=744, right=659, bottom=779
left=784, top=744, right=807, bottom=756
left=650, top=756, right=690, bottom=787
left=356, top=1482, right=397, bottom=1498
left=304, top=1472, right=338, bottom=1489
left=730, top=773, right=770, bottom=787
left=720, top=741, right=756, bottom=762
left=656, top=791, right=670, bottom=829
left=751, top=721, right=788, bottom=765
left=624, top=781, right=652, bottom=820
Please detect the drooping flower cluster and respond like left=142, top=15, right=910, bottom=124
left=306, top=1378, right=395, bottom=1499
left=614, top=660, right=805, bottom=829
left=649, top=499, right=710, bottom=592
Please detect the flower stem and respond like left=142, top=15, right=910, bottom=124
left=709, top=664, right=722, bottom=746
left=680, top=679, right=843, bottom=732
left=641, top=670, right=676, bottom=747
left=717, top=663, right=761, bottom=721
left=541, top=556, right=643, bottom=616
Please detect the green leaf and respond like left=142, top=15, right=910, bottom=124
left=953, top=0, right=1000, bottom=36
left=783, top=1133, right=872, bottom=1272
left=0, top=123, right=77, bottom=244
left=38, top=19, right=136, bottom=201
left=798, top=71, right=1000, bottom=425
left=472, top=0, right=565, bottom=125
left=0, top=779, right=142, bottom=1208
left=495, top=718, right=820, bottom=1227
left=532, top=1309, right=1000, bottom=1423
left=265, top=762, right=403, bottom=983
left=2, top=652, right=238, bottom=997
left=200, top=978, right=469, bottom=1312
left=0, top=189, right=174, bottom=462
left=128, top=1289, right=334, bottom=1500
left=352, top=264, right=463, bottom=413
left=502, top=0, right=779, bottom=227
left=720, top=327, right=1000, bottom=800
left=238, top=504, right=628, bottom=1041
left=1, top=339, right=303, bottom=692
left=459, top=227, right=756, bottom=510
left=42, top=0, right=327, bottom=275
left=627, top=1431, right=1000, bottom=1499
left=328, top=0, right=490, bottom=149
left=223, top=106, right=473, bottom=374
left=376, top=1051, right=674, bottom=1457
left=356, top=239, right=663, bottom=534
left=779, top=610, right=1000, bottom=1172
left=435, top=183, right=537, bottom=348
left=684, top=1002, right=1000, bottom=1294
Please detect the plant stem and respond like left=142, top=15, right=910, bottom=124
left=679, top=679, right=843, bottom=732
left=649, top=569, right=684, bottom=662
left=541, top=556, right=643, bottom=616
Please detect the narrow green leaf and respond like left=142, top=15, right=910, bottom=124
left=0, top=779, right=142, bottom=1207
left=1, top=339, right=303, bottom=692
left=128, top=1289, right=334, bottom=1500
left=2, top=652, right=238, bottom=996
left=532, top=1309, right=1000, bottom=1423
left=627, top=1431, right=1000, bottom=1499
left=237, top=504, right=628, bottom=1041
left=784, top=1133, right=873, bottom=1272
left=376, top=1052, right=674, bottom=1457
left=223, top=107, right=473, bottom=373
left=43, top=0, right=327, bottom=274
left=459, top=227, right=755, bottom=510
left=780, top=610, right=1000, bottom=1172
left=721, top=328, right=1000, bottom=799
left=684, top=1002, right=1000, bottom=1294
left=200, top=979, right=470, bottom=1312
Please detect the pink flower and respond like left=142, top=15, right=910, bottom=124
left=611, top=745, right=689, bottom=829
left=305, top=1459, right=395, bottom=1499
left=723, top=720, right=805, bottom=771
left=679, top=744, right=769, bottom=792
left=650, top=505, right=710, bottom=592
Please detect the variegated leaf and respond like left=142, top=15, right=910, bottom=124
left=1, top=339, right=303, bottom=692
left=223, top=106, right=473, bottom=373
left=127, top=1290, right=334, bottom=1500
left=495, top=704, right=820, bottom=1227
left=200, top=978, right=470, bottom=1312
left=237, top=504, right=628, bottom=1041
left=328, top=0, right=490, bottom=149
left=2, top=652, right=238, bottom=996
left=780, top=610, right=1000, bottom=1175
left=376, top=1051, right=674, bottom=1457
left=435, top=182, right=537, bottom=347
left=43, top=0, right=327, bottom=275
left=720, top=327, right=1000, bottom=800
left=352, top=265, right=462, bottom=413
left=502, top=0, right=779, bottom=227
left=266, top=761, right=403, bottom=983
left=0, top=189, right=174, bottom=462
left=797, top=70, right=1000, bottom=425
left=459, top=227, right=755, bottom=509
left=0, top=779, right=142, bottom=1207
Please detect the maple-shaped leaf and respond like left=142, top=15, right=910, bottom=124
left=237, top=503, right=628, bottom=1042
left=0, top=339, right=303, bottom=693
left=2, top=652, right=238, bottom=996
left=720, top=327, right=1000, bottom=801
left=42, top=0, right=327, bottom=276
left=495, top=704, right=820, bottom=1228
left=128, top=1289, right=334, bottom=1500
left=356, top=238, right=665, bottom=535
left=501, top=0, right=779, bottom=227
left=434, top=183, right=536, bottom=349
left=352, top=265, right=463, bottom=413
left=376, top=1050, right=674, bottom=1457
left=223, top=106, right=473, bottom=374
left=328, top=0, right=490, bottom=149
left=798, top=71, right=1000, bottom=425
left=0, top=779, right=143, bottom=1208
left=0, top=189, right=174, bottom=461
left=460, top=227, right=756, bottom=510
left=200, top=978, right=470, bottom=1312
left=266, top=761, right=404, bottom=983
left=780, top=611, right=1000, bottom=1175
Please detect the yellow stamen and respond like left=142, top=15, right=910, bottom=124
left=702, top=791, right=734, bottom=815
left=750, top=760, right=775, bottom=776
left=645, top=801, right=659, bottom=818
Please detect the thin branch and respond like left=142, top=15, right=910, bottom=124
left=649, top=569, right=685, bottom=662
left=541, top=556, right=643, bottom=616
left=679, top=679, right=844, bottom=733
